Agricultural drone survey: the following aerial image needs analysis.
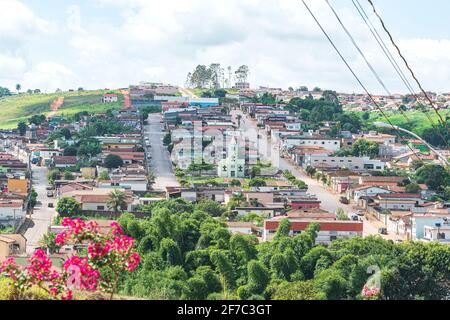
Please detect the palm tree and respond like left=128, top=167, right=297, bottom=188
left=107, top=190, right=128, bottom=213
left=231, top=193, right=246, bottom=207
left=147, top=170, right=156, bottom=183
left=39, top=232, right=59, bottom=254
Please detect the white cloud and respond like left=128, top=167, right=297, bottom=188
left=0, top=54, right=27, bottom=81
left=22, top=62, right=78, bottom=92
left=0, top=0, right=50, bottom=42
left=2, top=0, right=450, bottom=93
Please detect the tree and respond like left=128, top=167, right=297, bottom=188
left=63, top=146, right=78, bottom=156
left=405, top=183, right=421, bottom=194
left=235, top=65, right=249, bottom=84
left=274, top=218, right=291, bottom=240
left=314, top=269, right=348, bottom=300
left=238, top=260, right=270, bottom=299
left=159, top=238, right=183, bottom=266
left=271, top=280, right=321, bottom=300
left=39, top=232, right=60, bottom=254
left=351, top=139, right=380, bottom=158
left=335, top=208, right=349, bottom=221
left=56, top=197, right=81, bottom=217
left=107, top=190, right=128, bottom=212
left=17, top=122, right=27, bottom=136
left=229, top=179, right=241, bottom=187
left=415, top=164, right=450, bottom=190
left=104, top=154, right=123, bottom=169
left=15, top=84, right=21, bottom=94
left=98, top=170, right=110, bottom=181
left=248, top=178, right=266, bottom=187
left=63, top=171, right=75, bottom=180
left=210, top=250, right=235, bottom=299
left=29, top=114, right=46, bottom=126
left=196, top=199, right=226, bottom=217
left=163, top=133, right=172, bottom=146
left=250, top=166, right=261, bottom=178
left=47, top=169, right=60, bottom=185
left=0, top=86, right=12, bottom=97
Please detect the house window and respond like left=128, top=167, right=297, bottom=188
left=97, top=206, right=105, bottom=211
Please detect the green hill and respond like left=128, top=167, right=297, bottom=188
left=0, top=90, right=124, bottom=129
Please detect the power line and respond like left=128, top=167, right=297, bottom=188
left=324, top=0, right=413, bottom=124
left=352, top=0, right=448, bottom=148
left=300, top=0, right=424, bottom=164
left=367, top=0, right=449, bottom=132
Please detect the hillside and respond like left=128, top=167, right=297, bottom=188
left=352, top=109, right=450, bottom=136
left=0, top=90, right=124, bottom=129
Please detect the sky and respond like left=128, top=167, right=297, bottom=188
left=1, top=0, right=450, bottom=94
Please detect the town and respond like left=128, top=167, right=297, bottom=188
left=0, top=75, right=449, bottom=300
left=0, top=0, right=449, bottom=303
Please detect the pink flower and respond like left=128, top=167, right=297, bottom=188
left=110, top=221, right=123, bottom=236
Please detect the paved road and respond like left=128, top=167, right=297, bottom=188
left=232, top=110, right=382, bottom=237
left=144, top=114, right=179, bottom=191
left=23, top=165, right=56, bottom=253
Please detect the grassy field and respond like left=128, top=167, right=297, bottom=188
left=354, top=109, right=450, bottom=135
left=0, top=89, right=123, bottom=129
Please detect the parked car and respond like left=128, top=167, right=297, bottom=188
left=339, top=197, right=349, bottom=204
left=46, top=186, right=53, bottom=191
left=48, top=203, right=54, bottom=208
left=351, top=215, right=359, bottom=221
left=378, top=227, right=388, bottom=235
left=47, top=191, right=54, bottom=197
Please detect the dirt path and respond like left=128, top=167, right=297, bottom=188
left=47, top=96, right=64, bottom=119
left=121, top=90, right=131, bottom=108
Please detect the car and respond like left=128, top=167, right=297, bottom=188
left=339, top=197, right=350, bottom=204
left=47, top=191, right=54, bottom=197
left=48, top=203, right=54, bottom=208
left=378, top=228, right=388, bottom=235
left=356, top=210, right=364, bottom=216
left=46, top=186, right=53, bottom=191
left=351, top=215, right=359, bottom=221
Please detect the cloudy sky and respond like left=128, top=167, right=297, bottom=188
left=1, top=0, right=450, bottom=94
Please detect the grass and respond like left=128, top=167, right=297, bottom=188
left=0, top=89, right=124, bottom=129
left=353, top=109, right=450, bottom=135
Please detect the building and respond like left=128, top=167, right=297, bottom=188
left=374, top=193, right=424, bottom=211
left=52, top=156, right=78, bottom=169
left=303, top=155, right=385, bottom=172
left=0, top=234, right=26, bottom=262
left=218, top=137, right=246, bottom=178
left=283, top=136, right=341, bottom=151
left=103, top=94, right=118, bottom=103
left=263, top=219, right=363, bottom=244
left=422, top=223, right=450, bottom=244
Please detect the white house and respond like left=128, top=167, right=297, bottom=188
left=0, top=199, right=25, bottom=227
left=352, top=186, right=393, bottom=201
left=303, top=155, right=385, bottom=172
left=103, top=94, right=118, bottom=103
left=283, top=136, right=341, bottom=151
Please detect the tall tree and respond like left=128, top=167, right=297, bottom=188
left=107, top=190, right=128, bottom=212
left=15, top=84, right=21, bottom=94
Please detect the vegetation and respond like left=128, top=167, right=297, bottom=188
left=114, top=199, right=450, bottom=300
left=104, top=154, right=124, bottom=169
left=0, top=90, right=122, bottom=129
left=333, top=139, right=380, bottom=159
left=56, top=197, right=81, bottom=217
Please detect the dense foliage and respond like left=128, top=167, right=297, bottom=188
left=116, top=199, right=450, bottom=300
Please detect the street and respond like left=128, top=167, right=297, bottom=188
left=144, top=114, right=179, bottom=191
left=232, top=109, right=383, bottom=237
left=23, top=165, right=56, bottom=253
